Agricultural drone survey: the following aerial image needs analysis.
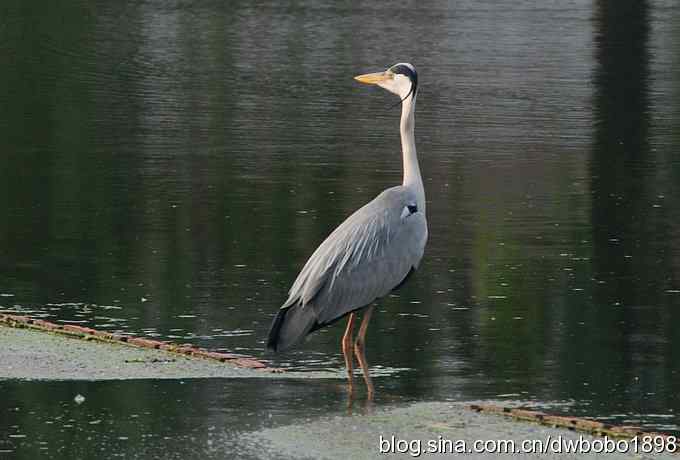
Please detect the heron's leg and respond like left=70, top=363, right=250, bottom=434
left=354, top=306, right=375, bottom=398
left=342, top=313, right=356, bottom=391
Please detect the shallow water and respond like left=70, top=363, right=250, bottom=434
left=1, top=0, right=680, bottom=457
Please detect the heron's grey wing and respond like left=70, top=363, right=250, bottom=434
left=282, top=186, right=427, bottom=327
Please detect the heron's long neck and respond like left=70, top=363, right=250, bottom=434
left=400, top=95, right=425, bottom=212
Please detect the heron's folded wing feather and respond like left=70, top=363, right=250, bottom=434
left=282, top=187, right=427, bottom=326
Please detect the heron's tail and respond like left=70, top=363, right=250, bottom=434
left=267, top=303, right=318, bottom=352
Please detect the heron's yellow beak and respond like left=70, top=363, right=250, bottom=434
left=354, top=71, right=391, bottom=85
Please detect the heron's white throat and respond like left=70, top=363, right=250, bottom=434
left=400, top=94, right=425, bottom=215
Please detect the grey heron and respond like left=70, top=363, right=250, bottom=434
left=267, top=63, right=427, bottom=396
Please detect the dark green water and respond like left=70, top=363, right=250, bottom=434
left=2, top=0, right=680, bottom=457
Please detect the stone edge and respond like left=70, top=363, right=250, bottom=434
left=469, top=403, right=678, bottom=451
left=0, top=313, right=281, bottom=373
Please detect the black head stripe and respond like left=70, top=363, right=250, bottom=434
left=391, top=64, right=418, bottom=100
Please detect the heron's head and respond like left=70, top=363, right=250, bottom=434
left=354, top=63, right=418, bottom=102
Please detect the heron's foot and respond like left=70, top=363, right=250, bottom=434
left=345, top=369, right=355, bottom=395
left=354, top=337, right=375, bottom=399
left=341, top=312, right=356, bottom=389
left=366, top=384, right=375, bottom=400
left=342, top=335, right=355, bottom=386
